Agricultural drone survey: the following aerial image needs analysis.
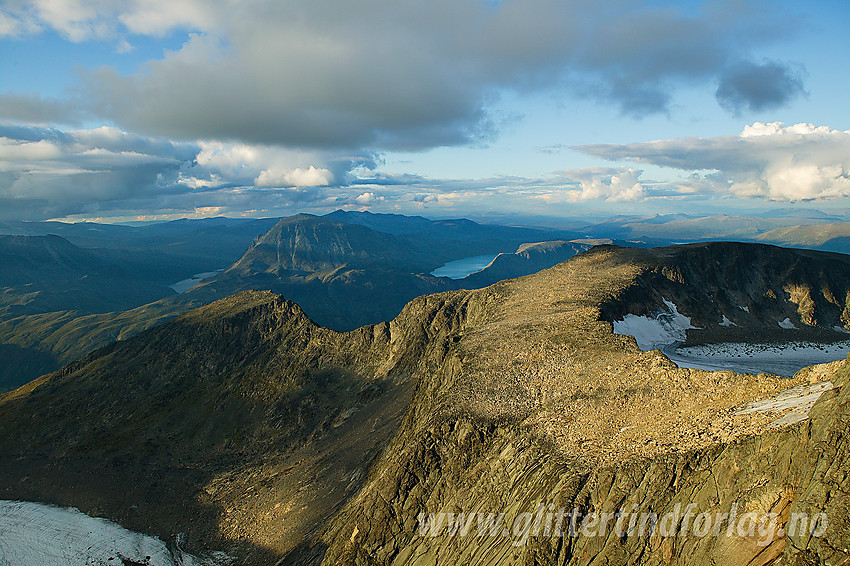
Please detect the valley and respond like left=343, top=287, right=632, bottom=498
left=0, top=212, right=596, bottom=391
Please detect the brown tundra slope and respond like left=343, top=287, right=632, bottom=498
left=0, top=242, right=849, bottom=566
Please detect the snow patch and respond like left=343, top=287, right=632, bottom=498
left=736, top=381, right=834, bottom=427
left=778, top=317, right=797, bottom=329
left=0, top=500, right=233, bottom=566
left=719, top=315, right=737, bottom=327
left=739, top=305, right=750, bottom=313
left=663, top=340, right=850, bottom=378
left=612, top=299, right=697, bottom=351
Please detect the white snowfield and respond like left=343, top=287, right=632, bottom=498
left=0, top=500, right=233, bottom=566
left=612, top=299, right=697, bottom=351
left=666, top=341, right=850, bottom=377
left=612, top=299, right=850, bottom=377
left=736, top=381, right=835, bottom=428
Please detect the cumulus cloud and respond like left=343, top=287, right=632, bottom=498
left=354, top=192, right=384, bottom=205
left=575, top=122, right=850, bottom=201
left=564, top=168, right=647, bottom=202
left=0, top=124, right=369, bottom=220
left=255, top=166, right=334, bottom=188
left=2, top=0, right=805, bottom=150
left=716, top=60, right=806, bottom=113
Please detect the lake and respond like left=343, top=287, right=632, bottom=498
left=169, top=269, right=223, bottom=293
left=430, top=254, right=500, bottom=279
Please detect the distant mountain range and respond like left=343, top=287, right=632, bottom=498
left=756, top=222, right=850, bottom=253
left=579, top=213, right=834, bottom=242
left=0, top=217, right=279, bottom=268
left=0, top=212, right=603, bottom=391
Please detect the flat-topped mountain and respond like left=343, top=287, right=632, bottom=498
left=228, top=214, right=438, bottom=275
left=2, top=241, right=849, bottom=565
left=757, top=221, right=850, bottom=254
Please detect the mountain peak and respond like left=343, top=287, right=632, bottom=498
left=227, top=214, right=429, bottom=275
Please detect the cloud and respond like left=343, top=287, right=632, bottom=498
left=0, top=93, right=86, bottom=125
left=354, top=192, right=384, bottom=205
left=2, top=0, right=806, bottom=151
left=0, top=0, right=214, bottom=40
left=0, top=124, right=369, bottom=220
left=575, top=122, right=850, bottom=201
left=563, top=168, right=647, bottom=202
left=716, top=60, right=806, bottom=113
left=255, top=166, right=334, bottom=188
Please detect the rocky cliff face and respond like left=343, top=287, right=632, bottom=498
left=227, top=214, right=437, bottom=275
left=599, top=242, right=850, bottom=343
left=1, top=243, right=849, bottom=566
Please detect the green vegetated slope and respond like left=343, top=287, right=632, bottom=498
left=1, top=242, right=849, bottom=565
left=0, top=295, right=206, bottom=389
left=0, top=218, right=281, bottom=391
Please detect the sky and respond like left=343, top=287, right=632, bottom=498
left=1, top=0, right=849, bottom=223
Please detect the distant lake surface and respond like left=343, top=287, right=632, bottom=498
left=169, top=269, right=223, bottom=293
left=430, top=254, right=499, bottom=279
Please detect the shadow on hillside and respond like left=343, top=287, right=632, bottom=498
left=0, top=343, right=58, bottom=392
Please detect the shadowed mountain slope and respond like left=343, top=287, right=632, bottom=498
left=227, top=214, right=438, bottom=274
left=195, top=214, right=457, bottom=330
left=185, top=215, right=595, bottom=331
left=2, top=242, right=850, bottom=565
left=599, top=242, right=850, bottom=343
left=0, top=234, right=181, bottom=316
left=457, top=240, right=591, bottom=287
left=1, top=217, right=280, bottom=274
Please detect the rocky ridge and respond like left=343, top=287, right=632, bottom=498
left=1, top=243, right=849, bottom=565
